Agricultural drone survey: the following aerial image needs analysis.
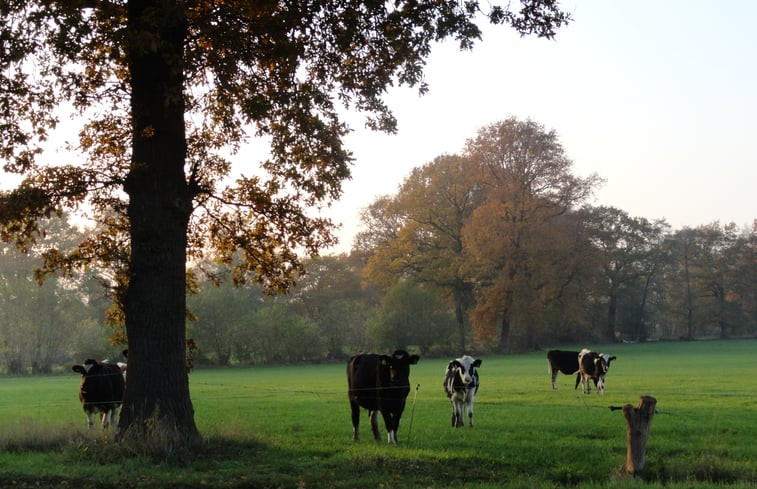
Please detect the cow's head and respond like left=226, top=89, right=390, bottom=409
left=448, top=356, right=481, bottom=387
left=600, top=354, right=616, bottom=370
left=595, top=355, right=609, bottom=376
left=72, top=359, right=104, bottom=395
left=379, top=350, right=419, bottom=385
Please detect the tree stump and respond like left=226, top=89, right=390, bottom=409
left=622, top=396, right=657, bottom=476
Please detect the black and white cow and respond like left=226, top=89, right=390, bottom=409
left=577, top=349, right=615, bottom=394
left=347, top=350, right=419, bottom=444
left=72, top=359, right=125, bottom=429
left=546, top=349, right=581, bottom=390
left=443, top=355, right=481, bottom=428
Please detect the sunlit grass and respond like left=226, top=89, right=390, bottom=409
left=1, top=340, right=756, bottom=488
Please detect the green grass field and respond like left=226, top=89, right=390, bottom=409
left=1, top=340, right=756, bottom=488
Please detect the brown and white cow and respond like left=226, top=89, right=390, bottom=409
left=72, top=359, right=125, bottom=429
left=347, top=350, right=419, bottom=444
left=577, top=349, right=616, bottom=394
left=444, top=355, right=481, bottom=428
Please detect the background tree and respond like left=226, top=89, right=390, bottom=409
left=289, top=254, right=377, bottom=359
left=665, top=227, right=700, bottom=339
left=463, top=118, right=599, bottom=352
left=0, top=216, right=114, bottom=373
left=733, top=222, right=757, bottom=336
left=367, top=280, right=456, bottom=355
left=362, top=155, right=480, bottom=351
left=691, top=222, right=741, bottom=339
left=578, top=206, right=667, bottom=342
left=0, top=1, right=570, bottom=446
left=352, top=195, right=406, bottom=272
left=187, top=280, right=264, bottom=366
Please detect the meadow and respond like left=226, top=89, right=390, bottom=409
left=0, top=340, right=756, bottom=488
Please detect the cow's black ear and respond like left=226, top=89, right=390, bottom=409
left=472, top=359, right=482, bottom=368
left=409, top=355, right=419, bottom=365
left=122, top=349, right=129, bottom=359
left=72, top=365, right=86, bottom=375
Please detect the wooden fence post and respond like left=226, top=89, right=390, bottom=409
left=622, top=396, right=657, bottom=476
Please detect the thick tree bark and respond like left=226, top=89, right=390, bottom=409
left=118, top=0, right=200, bottom=447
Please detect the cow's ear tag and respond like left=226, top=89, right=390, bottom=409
left=380, top=358, right=388, bottom=366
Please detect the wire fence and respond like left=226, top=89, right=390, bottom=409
left=1, top=370, right=755, bottom=419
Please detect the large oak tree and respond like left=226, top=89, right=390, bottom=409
left=463, top=118, right=599, bottom=352
left=0, top=1, right=570, bottom=447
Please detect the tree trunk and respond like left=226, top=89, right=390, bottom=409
left=119, top=0, right=200, bottom=448
left=635, top=270, right=653, bottom=342
left=499, top=313, right=510, bottom=353
left=622, top=396, right=657, bottom=476
left=717, top=285, right=729, bottom=339
left=453, top=282, right=466, bottom=352
left=684, top=252, right=695, bottom=340
left=607, top=292, right=617, bottom=342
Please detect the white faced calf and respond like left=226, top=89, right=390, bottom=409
left=443, top=356, right=481, bottom=428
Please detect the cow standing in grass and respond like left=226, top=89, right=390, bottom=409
left=577, top=349, right=614, bottom=394
left=444, top=355, right=481, bottom=428
left=347, top=350, right=419, bottom=444
left=546, top=349, right=581, bottom=390
left=72, top=359, right=125, bottom=429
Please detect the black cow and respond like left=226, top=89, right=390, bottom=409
left=72, top=359, right=125, bottom=429
left=546, top=349, right=581, bottom=390
left=443, top=355, right=481, bottom=428
left=347, top=350, right=419, bottom=444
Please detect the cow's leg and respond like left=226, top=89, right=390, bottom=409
left=455, top=399, right=464, bottom=428
left=103, top=407, right=119, bottom=429
left=369, top=410, right=381, bottom=441
left=467, top=398, right=475, bottom=428
left=574, top=373, right=581, bottom=390
left=382, top=412, right=400, bottom=444
left=551, top=368, right=558, bottom=390
left=450, top=401, right=456, bottom=427
left=350, top=400, right=361, bottom=441
left=84, top=410, right=95, bottom=430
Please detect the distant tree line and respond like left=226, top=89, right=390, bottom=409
left=1, top=118, right=755, bottom=372
left=354, top=118, right=757, bottom=353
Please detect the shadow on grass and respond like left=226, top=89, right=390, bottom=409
left=1, top=428, right=755, bottom=489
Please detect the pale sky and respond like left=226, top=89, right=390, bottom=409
left=2, top=1, right=755, bottom=256
left=327, top=0, right=757, bottom=253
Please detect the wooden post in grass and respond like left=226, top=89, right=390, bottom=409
left=622, top=396, right=657, bottom=476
